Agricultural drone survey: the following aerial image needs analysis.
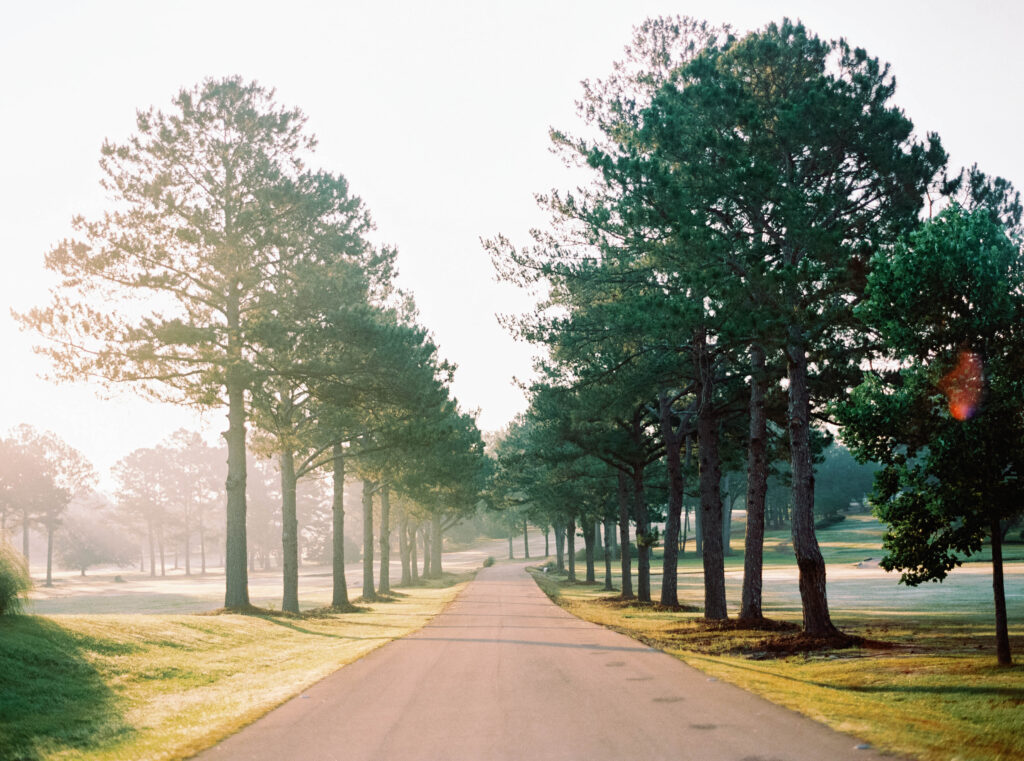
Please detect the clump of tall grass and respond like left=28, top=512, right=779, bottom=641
left=0, top=539, right=32, bottom=615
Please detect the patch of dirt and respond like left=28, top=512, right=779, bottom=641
left=673, top=618, right=801, bottom=634
left=750, top=631, right=897, bottom=657
left=592, top=597, right=701, bottom=613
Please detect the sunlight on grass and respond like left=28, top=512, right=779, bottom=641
left=529, top=515, right=1024, bottom=761
left=0, top=575, right=470, bottom=761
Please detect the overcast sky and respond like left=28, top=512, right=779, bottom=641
left=1, top=0, right=1020, bottom=482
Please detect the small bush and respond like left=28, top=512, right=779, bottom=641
left=0, top=540, right=32, bottom=615
left=482, top=556, right=495, bottom=568
left=815, top=513, right=847, bottom=530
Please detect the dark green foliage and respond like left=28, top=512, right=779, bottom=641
left=813, top=443, right=879, bottom=519
left=838, top=205, right=1023, bottom=664
left=0, top=540, right=31, bottom=616
left=482, top=556, right=495, bottom=568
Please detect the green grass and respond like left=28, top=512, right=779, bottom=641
left=530, top=517, right=1024, bottom=761
left=0, top=573, right=471, bottom=761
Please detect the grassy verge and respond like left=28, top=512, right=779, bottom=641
left=0, top=573, right=471, bottom=761
left=530, top=565, right=1023, bottom=761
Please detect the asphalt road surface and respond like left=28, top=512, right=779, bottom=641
left=194, top=561, right=897, bottom=761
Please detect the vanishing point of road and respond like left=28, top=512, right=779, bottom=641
left=194, top=561, right=896, bottom=761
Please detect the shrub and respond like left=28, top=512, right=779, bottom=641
left=0, top=540, right=32, bottom=615
left=482, top=556, right=495, bottom=568
left=815, top=514, right=847, bottom=530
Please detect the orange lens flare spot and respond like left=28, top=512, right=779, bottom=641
left=938, top=351, right=983, bottom=421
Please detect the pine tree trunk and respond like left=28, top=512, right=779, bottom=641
left=658, top=389, right=684, bottom=607
left=279, top=450, right=300, bottom=613
left=722, top=474, right=734, bottom=557
left=223, top=369, right=250, bottom=608
left=617, top=471, right=634, bottom=599
left=991, top=516, right=1013, bottom=665
left=632, top=468, right=650, bottom=603
left=554, top=521, right=565, bottom=571
left=523, top=520, right=530, bottom=560
left=566, top=516, right=577, bottom=582
left=331, top=445, right=350, bottom=608
left=421, top=524, right=431, bottom=578
left=741, top=343, right=769, bottom=622
left=603, top=516, right=614, bottom=591
left=409, top=522, right=419, bottom=584
left=378, top=485, right=391, bottom=596
left=787, top=331, right=837, bottom=636
left=582, top=516, right=596, bottom=583
left=697, top=332, right=727, bottom=619
left=399, top=508, right=411, bottom=586
left=362, top=480, right=376, bottom=600
left=430, top=513, right=442, bottom=578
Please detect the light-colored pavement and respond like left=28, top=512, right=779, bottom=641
left=193, top=561, right=898, bottom=761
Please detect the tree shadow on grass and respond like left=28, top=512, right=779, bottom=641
left=0, top=616, right=133, bottom=761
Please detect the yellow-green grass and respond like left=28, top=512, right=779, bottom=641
left=532, top=545, right=1024, bottom=761
left=0, top=574, right=471, bottom=761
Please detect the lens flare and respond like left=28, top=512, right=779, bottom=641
left=938, top=350, right=983, bottom=421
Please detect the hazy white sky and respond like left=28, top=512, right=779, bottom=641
left=1, top=0, right=1021, bottom=481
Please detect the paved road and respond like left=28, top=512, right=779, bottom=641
left=194, top=561, right=897, bottom=761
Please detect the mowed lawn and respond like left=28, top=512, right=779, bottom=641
left=532, top=515, right=1024, bottom=761
left=0, top=575, right=471, bottom=761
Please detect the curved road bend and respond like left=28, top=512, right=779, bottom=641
left=194, top=561, right=897, bottom=761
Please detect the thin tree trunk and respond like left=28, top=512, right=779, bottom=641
left=659, top=389, right=685, bottom=607
left=566, top=516, right=576, bottom=582
left=421, top=524, right=431, bottom=578
left=362, top=480, right=376, bottom=600
left=787, top=330, right=837, bottom=636
left=741, top=343, right=769, bottom=622
left=554, top=521, right=565, bottom=571
left=378, top=485, right=391, bottom=596
left=603, top=516, right=614, bottom=591
left=430, top=513, right=442, bottom=578
left=399, top=507, right=411, bottom=586
left=523, top=520, right=530, bottom=560
left=697, top=330, right=727, bottom=619
left=409, top=522, right=419, bottom=584
left=632, top=468, right=650, bottom=603
left=581, top=516, right=596, bottom=583
left=617, top=471, right=634, bottom=599
left=331, top=445, right=350, bottom=608
left=280, top=449, right=299, bottom=614
left=544, top=525, right=550, bottom=557
left=148, top=520, right=156, bottom=577
left=223, top=371, right=250, bottom=608
left=722, top=473, right=734, bottom=557
left=991, top=516, right=1012, bottom=665
left=508, top=526, right=514, bottom=560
